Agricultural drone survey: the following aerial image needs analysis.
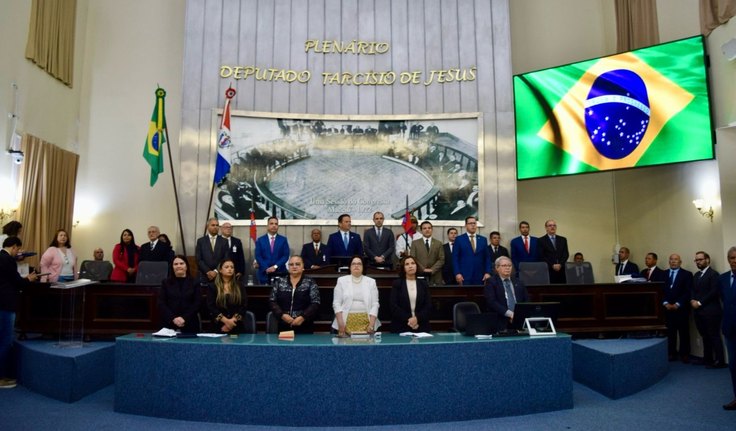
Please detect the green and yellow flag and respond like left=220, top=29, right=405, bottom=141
left=143, top=88, right=167, bottom=186
left=514, top=36, right=713, bottom=180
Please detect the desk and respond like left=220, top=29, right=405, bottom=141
left=115, top=333, right=572, bottom=426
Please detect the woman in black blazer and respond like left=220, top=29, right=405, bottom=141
left=158, top=255, right=201, bottom=333
left=390, top=256, right=433, bottom=333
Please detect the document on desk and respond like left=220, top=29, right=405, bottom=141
left=399, top=332, right=433, bottom=338
left=152, top=328, right=178, bottom=337
left=196, top=333, right=228, bottom=338
left=50, top=278, right=95, bottom=289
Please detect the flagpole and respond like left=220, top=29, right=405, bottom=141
left=163, top=125, right=188, bottom=258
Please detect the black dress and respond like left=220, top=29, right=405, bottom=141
left=158, top=276, right=202, bottom=334
left=207, top=281, right=249, bottom=333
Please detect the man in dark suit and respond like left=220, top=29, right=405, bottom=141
left=363, top=212, right=395, bottom=268
left=691, top=251, right=725, bottom=368
left=509, top=221, right=539, bottom=275
left=663, top=254, right=693, bottom=363
left=195, top=218, right=228, bottom=285
left=484, top=256, right=528, bottom=331
left=410, top=221, right=445, bottom=285
left=300, top=228, right=328, bottom=269
left=641, top=252, right=666, bottom=282
left=326, top=214, right=363, bottom=267
left=537, top=219, right=569, bottom=284
left=452, top=216, right=491, bottom=286
left=255, top=216, right=290, bottom=284
left=719, top=246, right=736, bottom=410
left=442, top=227, right=458, bottom=285
left=220, top=222, right=246, bottom=278
left=138, top=226, right=172, bottom=264
left=615, top=246, right=639, bottom=276
left=488, top=231, right=509, bottom=274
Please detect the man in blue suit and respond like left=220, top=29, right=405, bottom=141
left=509, top=221, right=539, bottom=274
left=663, top=253, right=692, bottom=363
left=719, top=246, right=736, bottom=410
left=255, top=216, right=290, bottom=284
left=452, top=216, right=491, bottom=286
left=326, top=214, right=363, bottom=267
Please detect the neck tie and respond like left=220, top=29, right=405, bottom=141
left=210, top=236, right=215, bottom=251
left=550, top=235, right=556, bottom=248
left=493, top=246, right=497, bottom=254
left=270, top=236, right=275, bottom=253
left=470, top=235, right=475, bottom=252
left=645, top=268, right=651, bottom=280
left=377, top=228, right=381, bottom=240
left=668, top=270, right=675, bottom=287
left=503, top=279, right=516, bottom=311
left=343, top=233, right=349, bottom=250
left=731, top=271, right=736, bottom=287
left=151, top=242, right=155, bottom=250
left=425, top=239, right=430, bottom=251
left=618, top=263, right=623, bottom=275
left=314, top=244, right=319, bottom=255
left=523, top=236, right=529, bottom=253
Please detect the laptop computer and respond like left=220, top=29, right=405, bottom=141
left=463, top=313, right=496, bottom=336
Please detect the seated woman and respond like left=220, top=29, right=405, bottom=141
left=110, top=229, right=139, bottom=283
left=332, top=255, right=380, bottom=336
left=207, top=258, right=249, bottom=334
left=390, top=255, right=433, bottom=333
left=158, top=255, right=201, bottom=334
left=269, top=255, right=320, bottom=334
left=39, top=229, right=77, bottom=282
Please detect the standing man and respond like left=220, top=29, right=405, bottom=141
left=484, top=256, right=528, bottom=331
left=300, top=228, right=328, bottom=269
left=615, top=247, right=639, bottom=276
left=326, top=214, right=363, bottom=267
left=442, top=227, right=458, bottom=285
left=452, top=216, right=491, bottom=286
left=537, top=219, right=569, bottom=284
left=663, top=254, right=692, bottom=363
left=138, top=225, right=172, bottom=263
left=691, top=251, right=725, bottom=368
left=195, top=218, right=228, bottom=285
left=641, top=252, right=666, bottom=282
left=363, top=212, right=395, bottom=268
left=719, top=246, right=736, bottom=410
left=220, top=222, right=246, bottom=278
left=410, top=221, right=445, bottom=285
left=255, top=216, right=290, bottom=284
left=509, top=221, right=539, bottom=274
left=488, top=231, right=510, bottom=273
left=1, top=237, right=38, bottom=388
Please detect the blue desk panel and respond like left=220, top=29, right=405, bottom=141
left=115, top=333, right=572, bottom=426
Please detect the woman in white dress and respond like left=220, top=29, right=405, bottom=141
left=40, top=229, right=77, bottom=282
left=332, top=255, right=380, bottom=336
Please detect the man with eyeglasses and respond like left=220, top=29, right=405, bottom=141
left=538, top=219, right=569, bottom=284
left=484, top=256, right=528, bottom=331
left=690, top=251, right=725, bottom=368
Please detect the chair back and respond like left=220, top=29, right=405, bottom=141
left=565, top=262, right=595, bottom=284
left=135, top=261, right=169, bottom=284
left=519, top=262, right=551, bottom=285
left=243, top=311, right=257, bottom=334
left=79, top=260, right=113, bottom=281
left=266, top=311, right=280, bottom=334
left=453, top=301, right=481, bottom=332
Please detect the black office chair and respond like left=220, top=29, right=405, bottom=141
left=519, top=262, right=551, bottom=285
left=135, top=261, right=169, bottom=284
left=243, top=311, right=256, bottom=334
left=79, top=260, right=113, bottom=281
left=265, top=311, right=280, bottom=334
left=565, top=262, right=595, bottom=284
left=453, top=301, right=481, bottom=333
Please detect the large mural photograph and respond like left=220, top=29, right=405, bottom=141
left=213, top=112, right=481, bottom=224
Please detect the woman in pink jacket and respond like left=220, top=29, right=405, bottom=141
left=40, top=229, right=77, bottom=282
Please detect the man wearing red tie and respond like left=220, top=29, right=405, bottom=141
left=640, top=252, right=666, bottom=282
left=509, top=221, right=539, bottom=275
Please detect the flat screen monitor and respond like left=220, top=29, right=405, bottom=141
left=510, top=302, right=560, bottom=331
left=513, top=35, right=714, bottom=180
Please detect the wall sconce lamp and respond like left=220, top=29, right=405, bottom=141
left=692, top=199, right=714, bottom=222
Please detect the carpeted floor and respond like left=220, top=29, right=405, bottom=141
left=0, top=361, right=733, bottom=430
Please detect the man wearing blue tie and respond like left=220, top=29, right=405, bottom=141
left=719, top=246, right=736, bottom=410
left=326, top=214, right=363, bottom=267
left=663, top=254, right=692, bottom=363
left=537, top=219, right=569, bottom=284
left=452, top=216, right=491, bottom=286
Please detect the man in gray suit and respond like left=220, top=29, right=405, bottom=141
left=410, top=221, right=445, bottom=285
left=363, top=211, right=395, bottom=268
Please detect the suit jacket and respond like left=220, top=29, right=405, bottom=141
left=195, top=235, right=228, bottom=283
left=510, top=235, right=539, bottom=273
left=363, top=227, right=395, bottom=266
left=452, top=233, right=491, bottom=285
left=615, top=260, right=640, bottom=276
left=0, top=249, right=32, bottom=312
left=139, top=240, right=172, bottom=263
left=442, top=243, right=455, bottom=285
left=642, top=266, right=666, bottom=282
left=223, top=236, right=246, bottom=277
left=300, top=242, right=329, bottom=268
left=409, top=237, right=445, bottom=285
left=489, top=245, right=510, bottom=273
left=718, top=271, right=736, bottom=338
left=255, top=234, right=290, bottom=284
left=158, top=276, right=202, bottom=333
left=326, top=231, right=363, bottom=266
left=537, top=234, right=569, bottom=283
left=390, top=278, right=433, bottom=333
left=484, top=274, right=529, bottom=330
left=692, top=267, right=721, bottom=317
left=663, top=268, right=693, bottom=309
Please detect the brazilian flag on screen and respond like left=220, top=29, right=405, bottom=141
left=143, top=88, right=167, bottom=186
left=513, top=35, right=714, bottom=180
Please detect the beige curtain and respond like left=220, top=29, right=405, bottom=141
left=25, top=0, right=77, bottom=87
left=701, top=0, right=736, bottom=35
left=17, top=134, right=79, bottom=268
left=615, top=0, right=660, bottom=52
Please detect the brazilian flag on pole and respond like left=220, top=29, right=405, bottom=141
left=143, top=88, right=167, bottom=186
